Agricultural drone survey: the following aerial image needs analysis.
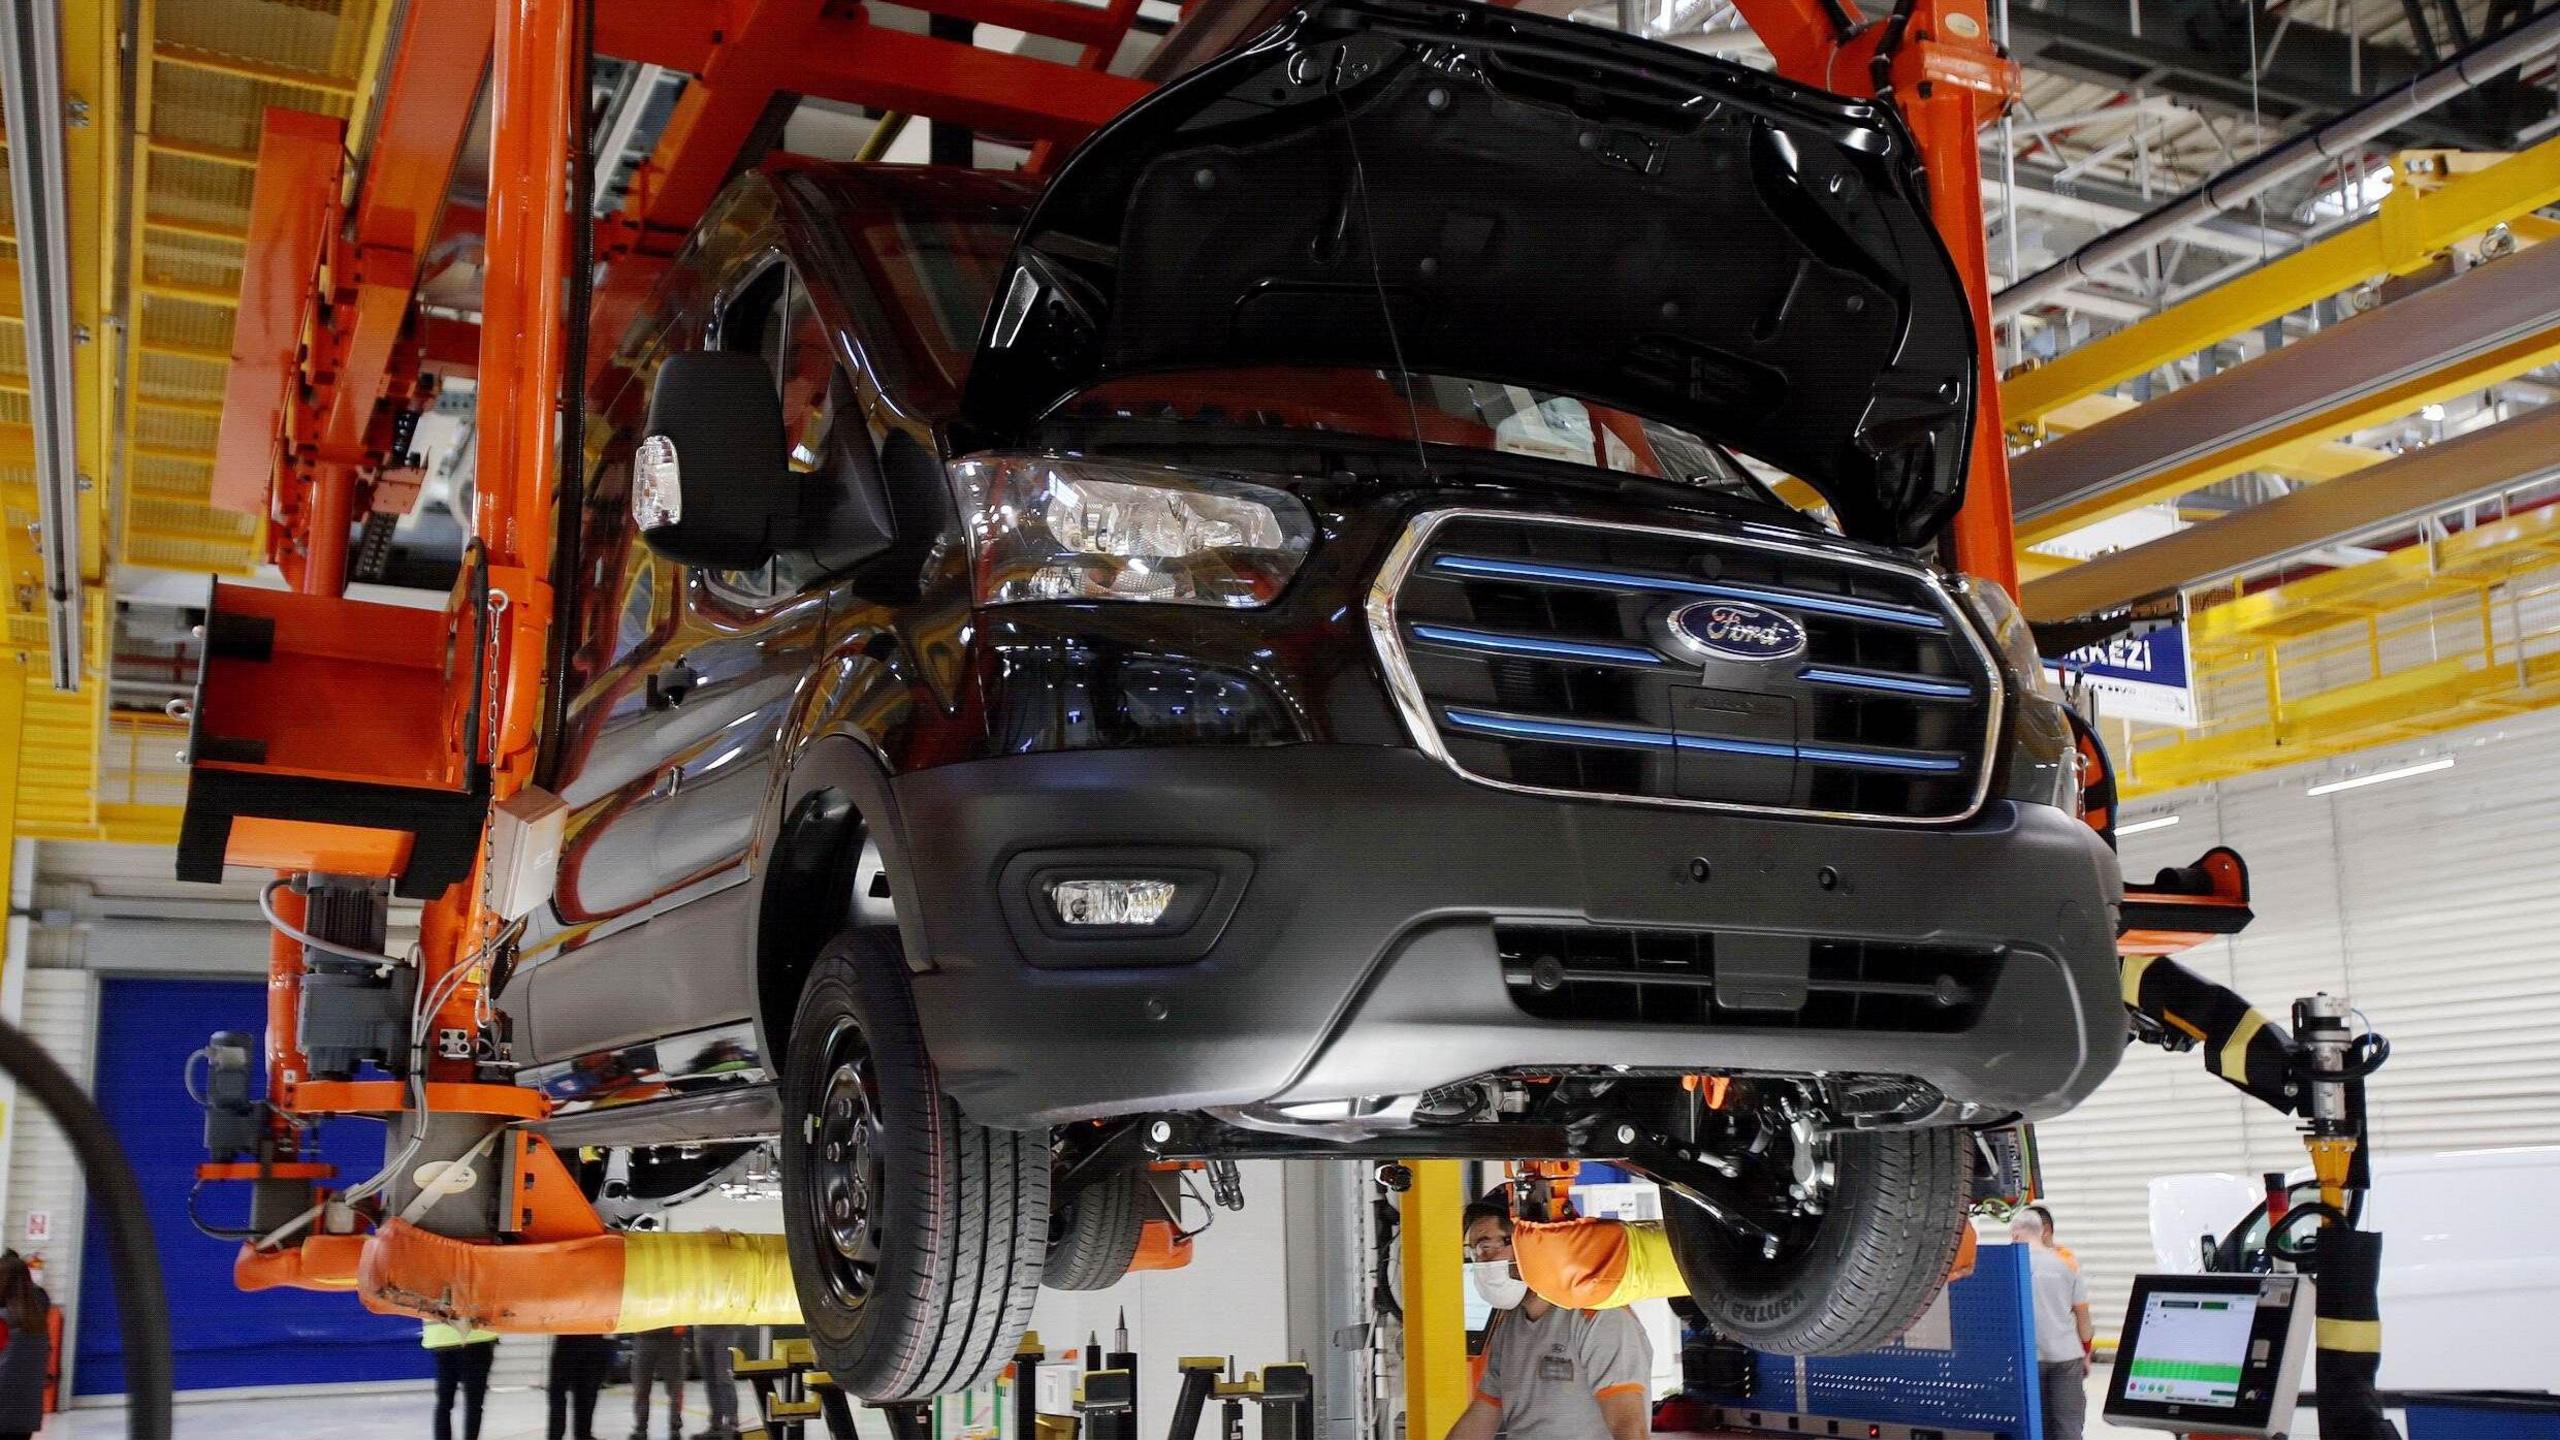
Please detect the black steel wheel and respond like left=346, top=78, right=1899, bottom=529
left=804, top=1015, right=889, bottom=1312
left=778, top=929, right=1050, bottom=1400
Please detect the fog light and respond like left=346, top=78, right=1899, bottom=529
left=1047, top=879, right=1178, bottom=927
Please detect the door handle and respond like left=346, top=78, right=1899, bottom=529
left=647, top=660, right=699, bottom=710
left=649, top=769, right=682, bottom=800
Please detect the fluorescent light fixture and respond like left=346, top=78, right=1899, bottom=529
left=2305, top=756, right=2454, bottom=797
left=2115, top=814, right=2182, bottom=836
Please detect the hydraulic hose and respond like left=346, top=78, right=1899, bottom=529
left=0, top=1016, right=170, bottom=1440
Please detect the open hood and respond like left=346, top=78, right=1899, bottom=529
left=963, top=0, right=1979, bottom=547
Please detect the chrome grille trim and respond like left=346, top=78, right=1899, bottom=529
left=1366, top=508, right=2006, bottom=825
left=1426, top=553, right=1951, bottom=629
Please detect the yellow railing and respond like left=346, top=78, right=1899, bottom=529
left=2119, top=506, right=2560, bottom=796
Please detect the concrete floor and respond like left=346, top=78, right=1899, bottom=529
left=39, top=1364, right=2345, bottom=1438
left=47, top=1380, right=775, bottom=1440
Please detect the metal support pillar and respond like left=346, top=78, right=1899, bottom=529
left=1724, top=0, right=2028, bottom=591
left=1398, top=1160, right=1467, bottom=1440
left=0, top=0, right=85, bottom=686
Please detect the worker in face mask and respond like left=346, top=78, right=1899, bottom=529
left=1444, top=1191, right=1652, bottom=1440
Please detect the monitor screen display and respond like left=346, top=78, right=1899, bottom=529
left=2104, top=1272, right=2313, bottom=1437
left=2119, top=1288, right=2260, bottom=1408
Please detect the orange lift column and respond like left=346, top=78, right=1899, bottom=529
left=1727, top=0, right=2027, bottom=595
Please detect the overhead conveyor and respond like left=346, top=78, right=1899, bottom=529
left=2021, top=399, right=2560, bottom=624
left=2010, top=234, right=2560, bottom=555
left=168, top=0, right=2053, bottom=1346
left=2000, top=129, right=2560, bottom=433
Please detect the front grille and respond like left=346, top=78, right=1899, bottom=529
left=1371, top=511, right=2000, bottom=821
left=1498, top=924, right=2003, bottom=1035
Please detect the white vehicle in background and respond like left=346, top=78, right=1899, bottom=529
left=2149, top=1147, right=2560, bottom=1392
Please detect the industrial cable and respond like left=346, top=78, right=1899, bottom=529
left=1330, top=78, right=1436, bottom=483
left=2267, top=1201, right=2349, bottom=1265
left=244, top=916, right=521, bottom=1252
left=0, top=1016, right=171, bottom=1440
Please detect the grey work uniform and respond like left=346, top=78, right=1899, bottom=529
left=2024, top=1245, right=2091, bottom=1440
left=1475, top=1305, right=1653, bottom=1440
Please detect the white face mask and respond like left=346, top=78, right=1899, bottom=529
left=1468, top=1259, right=1530, bottom=1310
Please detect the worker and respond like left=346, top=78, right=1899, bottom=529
left=689, top=1325, right=745, bottom=1439
left=629, top=1326, right=689, bottom=1440
left=425, top=1321, right=501, bottom=1440
left=0, top=1253, right=49, bottom=1440
left=2011, top=1206, right=2094, bottom=1440
left=547, top=1332, right=618, bottom=1440
left=1444, top=1192, right=1653, bottom=1440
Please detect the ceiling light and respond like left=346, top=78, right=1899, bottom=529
left=2115, top=814, right=2182, bottom=836
left=2305, top=756, right=2454, bottom=797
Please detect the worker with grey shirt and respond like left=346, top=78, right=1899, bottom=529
left=1444, top=1194, right=1653, bottom=1440
left=2012, top=1205, right=2094, bottom=1440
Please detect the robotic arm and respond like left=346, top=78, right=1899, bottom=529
left=2118, top=855, right=2398, bottom=1440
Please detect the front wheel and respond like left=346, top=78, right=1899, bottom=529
left=778, top=930, right=1051, bottom=1400
left=1660, top=1124, right=1969, bottom=1355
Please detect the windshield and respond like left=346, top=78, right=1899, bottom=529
left=1061, top=367, right=1777, bottom=503
left=806, top=173, right=1778, bottom=509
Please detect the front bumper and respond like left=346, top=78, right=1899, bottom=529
left=892, top=745, right=2124, bottom=1131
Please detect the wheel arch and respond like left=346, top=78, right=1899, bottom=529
left=751, top=729, right=921, bottom=1072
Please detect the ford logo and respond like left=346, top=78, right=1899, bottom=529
left=1664, top=599, right=1807, bottom=662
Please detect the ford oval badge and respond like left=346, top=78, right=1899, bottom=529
left=1665, top=599, right=1807, bottom=662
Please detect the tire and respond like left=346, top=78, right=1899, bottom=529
left=1045, top=1170, right=1149, bottom=1291
left=1661, top=1126, right=1969, bottom=1356
left=779, top=929, right=1051, bottom=1400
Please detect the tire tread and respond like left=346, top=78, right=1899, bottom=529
left=780, top=932, right=1049, bottom=1402
left=1664, top=1126, right=1970, bottom=1356
left=1045, top=1172, right=1147, bottom=1292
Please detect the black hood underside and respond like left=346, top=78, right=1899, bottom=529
left=964, top=0, right=1980, bottom=547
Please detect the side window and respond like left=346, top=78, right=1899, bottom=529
left=613, top=563, right=658, bottom=664
left=701, top=255, right=898, bottom=605
left=770, top=278, right=861, bottom=594
left=779, top=283, right=837, bottom=477
left=705, top=263, right=797, bottom=604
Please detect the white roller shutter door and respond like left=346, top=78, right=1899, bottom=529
left=2037, top=705, right=2560, bottom=1338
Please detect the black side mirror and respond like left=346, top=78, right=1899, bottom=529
left=634, top=350, right=792, bottom=571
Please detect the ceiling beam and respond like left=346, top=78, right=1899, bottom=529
left=2021, top=400, right=2560, bottom=621
left=2011, top=236, right=2560, bottom=546
left=2005, top=131, right=2560, bottom=428
left=2002, top=0, right=2555, bottom=153
left=1980, top=176, right=2275, bottom=260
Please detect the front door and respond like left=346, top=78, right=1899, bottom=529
left=513, top=257, right=831, bottom=1068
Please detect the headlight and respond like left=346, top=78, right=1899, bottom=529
left=954, top=455, right=1315, bottom=608
left=1958, top=577, right=2080, bottom=813
left=1957, top=576, right=2062, bottom=703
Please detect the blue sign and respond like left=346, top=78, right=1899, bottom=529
left=2050, top=622, right=2196, bottom=727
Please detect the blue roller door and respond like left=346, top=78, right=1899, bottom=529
left=75, top=976, right=435, bottom=1395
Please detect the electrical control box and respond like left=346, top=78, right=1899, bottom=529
left=485, top=785, right=569, bottom=921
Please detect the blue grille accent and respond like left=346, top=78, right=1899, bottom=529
left=1796, top=665, right=1978, bottom=700
left=1384, top=513, right=1999, bottom=819
left=1429, top=553, right=1949, bottom=631
left=1409, top=624, right=1666, bottom=668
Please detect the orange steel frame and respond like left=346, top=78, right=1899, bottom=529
left=200, top=0, right=2027, bottom=1294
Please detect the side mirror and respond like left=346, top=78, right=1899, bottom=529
left=633, top=350, right=792, bottom=571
